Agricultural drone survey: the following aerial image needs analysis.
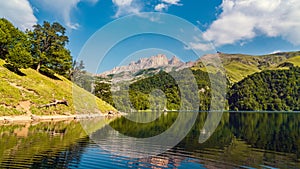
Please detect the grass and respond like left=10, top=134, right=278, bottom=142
left=224, top=61, right=261, bottom=83
left=0, top=59, right=116, bottom=116
left=193, top=52, right=300, bottom=84
left=286, top=56, right=300, bottom=66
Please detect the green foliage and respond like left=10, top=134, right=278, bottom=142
left=0, top=18, right=16, bottom=58
left=28, top=21, right=72, bottom=77
left=7, top=43, right=32, bottom=69
left=94, top=68, right=227, bottom=111
left=0, top=19, right=72, bottom=78
left=228, top=66, right=300, bottom=111
left=94, top=82, right=113, bottom=106
left=129, top=71, right=181, bottom=110
left=0, top=18, right=32, bottom=70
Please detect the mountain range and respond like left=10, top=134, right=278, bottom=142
left=97, top=51, right=300, bottom=84
left=99, top=54, right=193, bottom=76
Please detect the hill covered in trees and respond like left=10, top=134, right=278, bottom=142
left=228, top=66, right=300, bottom=111
left=95, top=64, right=300, bottom=112
left=95, top=68, right=227, bottom=112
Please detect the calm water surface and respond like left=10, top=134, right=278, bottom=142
left=0, top=112, right=299, bottom=168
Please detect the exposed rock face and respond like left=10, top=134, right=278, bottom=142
left=99, top=54, right=189, bottom=77
left=169, top=56, right=181, bottom=65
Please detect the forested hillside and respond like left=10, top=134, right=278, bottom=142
left=95, top=69, right=227, bottom=111
left=228, top=66, right=300, bottom=111
left=95, top=65, right=300, bottom=111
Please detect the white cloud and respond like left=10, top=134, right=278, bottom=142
left=162, top=0, right=180, bottom=5
left=111, top=0, right=182, bottom=16
left=113, top=0, right=133, bottom=6
left=0, top=0, right=37, bottom=30
left=203, top=0, right=300, bottom=46
left=112, top=0, right=141, bottom=18
left=270, top=50, right=282, bottom=54
left=154, top=0, right=182, bottom=12
left=33, top=0, right=99, bottom=29
left=155, top=3, right=168, bottom=12
left=185, top=42, right=213, bottom=51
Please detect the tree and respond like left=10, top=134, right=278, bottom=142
left=28, top=21, right=72, bottom=76
left=0, top=18, right=32, bottom=70
left=70, top=60, right=86, bottom=78
left=6, top=42, right=32, bottom=70
left=0, top=18, right=15, bottom=58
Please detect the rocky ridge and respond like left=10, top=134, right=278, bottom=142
left=98, top=54, right=192, bottom=78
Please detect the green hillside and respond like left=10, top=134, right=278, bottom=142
left=228, top=67, right=300, bottom=111
left=194, top=51, right=300, bottom=83
left=286, top=56, right=300, bottom=66
left=0, top=59, right=115, bottom=116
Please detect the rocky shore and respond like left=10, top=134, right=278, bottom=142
left=0, top=111, right=123, bottom=124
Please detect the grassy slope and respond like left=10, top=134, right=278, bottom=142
left=286, top=55, right=300, bottom=66
left=193, top=51, right=300, bottom=84
left=0, top=59, right=115, bottom=116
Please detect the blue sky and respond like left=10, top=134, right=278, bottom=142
left=1, top=0, right=300, bottom=73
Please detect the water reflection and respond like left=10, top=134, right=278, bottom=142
left=0, top=120, right=89, bottom=168
left=0, top=112, right=300, bottom=168
left=107, top=112, right=300, bottom=168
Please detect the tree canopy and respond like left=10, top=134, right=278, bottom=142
left=0, top=18, right=72, bottom=77
left=0, top=18, right=32, bottom=70
left=228, top=66, right=300, bottom=111
left=28, top=21, right=72, bottom=76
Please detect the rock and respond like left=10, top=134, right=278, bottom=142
left=97, top=54, right=188, bottom=78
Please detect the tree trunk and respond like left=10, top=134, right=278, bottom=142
left=36, top=61, right=41, bottom=72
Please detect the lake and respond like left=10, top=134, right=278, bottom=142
left=0, top=112, right=299, bottom=168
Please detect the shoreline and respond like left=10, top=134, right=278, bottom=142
left=0, top=112, right=122, bottom=124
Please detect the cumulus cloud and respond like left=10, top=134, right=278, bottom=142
left=203, top=0, right=300, bottom=46
left=112, top=0, right=141, bottom=18
left=154, top=0, right=182, bottom=12
left=155, top=3, right=168, bottom=12
left=33, top=0, right=99, bottom=29
left=0, top=0, right=37, bottom=30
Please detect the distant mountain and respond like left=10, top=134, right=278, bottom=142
left=93, top=51, right=300, bottom=111
left=96, top=51, right=300, bottom=84
left=97, top=54, right=194, bottom=82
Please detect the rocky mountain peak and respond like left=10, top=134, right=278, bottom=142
left=169, top=56, right=182, bottom=65
left=99, top=54, right=187, bottom=77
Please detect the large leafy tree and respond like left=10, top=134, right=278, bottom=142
left=28, top=21, right=72, bottom=76
left=0, top=18, right=32, bottom=70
